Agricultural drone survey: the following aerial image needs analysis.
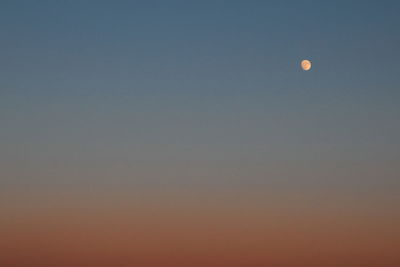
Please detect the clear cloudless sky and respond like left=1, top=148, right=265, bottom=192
left=1, top=1, right=400, bottom=266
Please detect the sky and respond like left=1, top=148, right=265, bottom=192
left=1, top=1, right=400, bottom=266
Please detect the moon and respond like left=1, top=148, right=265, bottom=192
left=301, top=59, right=312, bottom=71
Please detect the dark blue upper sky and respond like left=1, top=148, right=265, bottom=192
left=1, top=1, right=399, bottom=190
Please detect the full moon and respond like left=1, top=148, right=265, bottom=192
left=301, top=59, right=312, bottom=71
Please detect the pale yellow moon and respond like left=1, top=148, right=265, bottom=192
left=301, top=59, right=312, bottom=71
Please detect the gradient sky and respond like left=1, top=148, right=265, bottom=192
left=1, top=1, right=400, bottom=266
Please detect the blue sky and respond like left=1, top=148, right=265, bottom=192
left=1, top=1, right=399, bottom=191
